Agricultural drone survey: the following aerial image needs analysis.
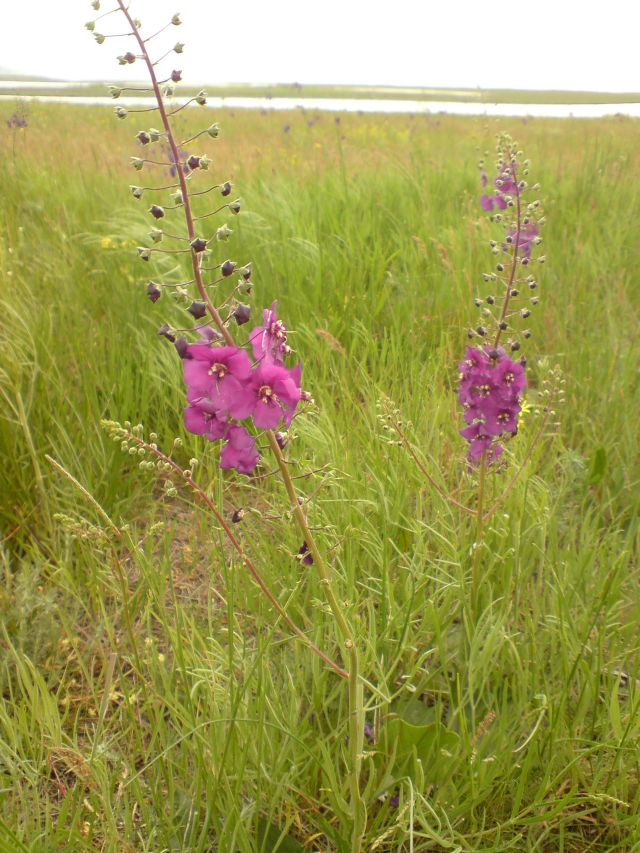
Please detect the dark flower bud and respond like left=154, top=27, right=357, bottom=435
left=488, top=349, right=500, bottom=360
left=275, top=431, right=288, bottom=449
left=486, top=295, right=495, bottom=305
left=221, top=260, right=235, bottom=277
left=149, top=205, right=165, bottom=219
left=114, top=107, right=128, bottom=120
left=130, top=185, right=144, bottom=199
left=171, top=69, right=182, bottom=83
left=298, top=542, right=313, bottom=566
left=474, top=298, right=482, bottom=307
left=228, top=199, right=241, bottom=214
left=467, top=329, right=474, bottom=339
left=233, top=303, right=251, bottom=325
left=521, top=257, right=529, bottom=266
left=499, top=321, right=508, bottom=330
left=195, top=90, right=207, bottom=106
left=510, top=289, right=519, bottom=297
left=137, top=131, right=151, bottom=145
left=187, top=154, right=201, bottom=170
left=523, top=329, right=532, bottom=338
left=220, top=181, right=232, bottom=197
left=496, top=263, right=504, bottom=272
left=174, top=336, right=191, bottom=358
left=188, top=301, right=207, bottom=319
left=476, top=326, right=486, bottom=337
left=146, top=281, right=161, bottom=302
left=521, top=309, right=531, bottom=318
left=510, top=341, right=521, bottom=352
left=528, top=280, right=537, bottom=290
left=137, top=247, right=151, bottom=261
left=158, top=323, right=176, bottom=342
left=123, top=51, right=136, bottom=64
left=207, top=123, right=220, bottom=138
left=190, top=237, right=207, bottom=253
left=241, top=264, right=252, bottom=281
left=531, top=297, right=540, bottom=305
left=231, top=509, right=245, bottom=523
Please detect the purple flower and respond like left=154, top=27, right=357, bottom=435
left=164, top=143, right=189, bottom=177
left=505, top=223, right=538, bottom=259
left=247, top=362, right=302, bottom=430
left=249, top=301, right=290, bottom=364
left=220, top=424, right=259, bottom=475
left=458, top=347, right=526, bottom=464
left=183, top=405, right=228, bottom=441
left=183, top=344, right=253, bottom=419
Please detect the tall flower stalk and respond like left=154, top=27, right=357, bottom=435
left=89, top=3, right=366, bottom=848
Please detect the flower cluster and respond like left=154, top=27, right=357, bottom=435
left=458, top=347, right=526, bottom=464
left=7, top=113, right=28, bottom=129
left=182, top=302, right=301, bottom=474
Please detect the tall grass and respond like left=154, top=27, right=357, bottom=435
left=1, top=105, right=639, bottom=851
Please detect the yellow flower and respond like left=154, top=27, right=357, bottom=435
left=100, top=236, right=113, bottom=250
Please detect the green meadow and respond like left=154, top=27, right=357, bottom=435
left=1, top=104, right=639, bottom=851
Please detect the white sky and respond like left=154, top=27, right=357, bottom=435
left=2, top=0, right=639, bottom=92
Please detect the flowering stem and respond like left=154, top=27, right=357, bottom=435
left=115, top=5, right=366, bottom=842
left=494, top=165, right=521, bottom=349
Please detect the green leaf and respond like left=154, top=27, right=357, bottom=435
left=255, top=818, right=305, bottom=853
left=588, top=446, right=607, bottom=484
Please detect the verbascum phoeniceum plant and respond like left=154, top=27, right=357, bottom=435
left=384, top=133, right=562, bottom=613
left=84, top=2, right=367, bottom=849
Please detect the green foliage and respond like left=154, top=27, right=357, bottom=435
left=0, top=105, right=639, bottom=850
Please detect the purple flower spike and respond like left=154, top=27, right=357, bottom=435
left=220, top=424, right=259, bottom=475
left=458, top=347, right=526, bottom=465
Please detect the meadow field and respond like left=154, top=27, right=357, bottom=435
left=1, top=104, right=639, bottom=851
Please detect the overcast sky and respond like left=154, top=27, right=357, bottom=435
left=2, top=0, right=638, bottom=92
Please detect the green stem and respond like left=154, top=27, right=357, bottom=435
left=471, top=454, right=487, bottom=613
left=266, top=433, right=367, bottom=850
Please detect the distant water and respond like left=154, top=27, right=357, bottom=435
left=1, top=90, right=639, bottom=118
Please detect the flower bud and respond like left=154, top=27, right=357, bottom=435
left=174, top=42, right=185, bottom=53
left=131, top=157, right=144, bottom=170
left=174, top=336, right=190, bottom=358
left=231, top=509, right=245, bottom=523
left=195, top=90, right=207, bottom=106
left=94, top=33, right=105, bottom=44
left=149, top=128, right=162, bottom=142
left=187, top=154, right=201, bottom=170
left=221, top=260, right=235, bottom=277
left=136, top=131, right=151, bottom=145
left=206, top=123, right=220, bottom=138
left=137, top=247, right=151, bottom=261
left=228, top=199, right=241, bottom=215
left=171, top=13, right=182, bottom=25
left=188, top=301, right=207, bottom=319
left=158, top=323, right=176, bottom=342
left=149, top=228, right=163, bottom=243
left=91, top=0, right=100, bottom=9
left=146, top=281, right=161, bottom=302
left=199, top=155, right=212, bottom=170
left=275, top=431, right=288, bottom=449
left=109, top=86, right=122, bottom=99
left=115, top=107, right=128, bottom=120
left=215, top=223, right=233, bottom=241
left=190, top=237, right=207, bottom=253
left=85, top=21, right=95, bottom=31
left=163, top=86, right=174, bottom=98
left=123, top=52, right=136, bottom=64
left=171, top=69, right=182, bottom=83
left=241, top=264, right=252, bottom=281
left=233, top=303, right=251, bottom=325
left=220, top=181, right=232, bottom=197
left=171, top=190, right=184, bottom=206
left=130, top=185, right=144, bottom=200
left=149, top=205, right=165, bottom=219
